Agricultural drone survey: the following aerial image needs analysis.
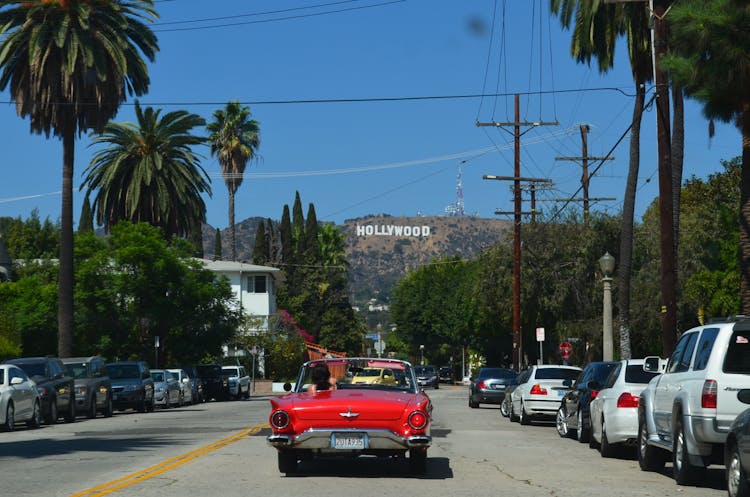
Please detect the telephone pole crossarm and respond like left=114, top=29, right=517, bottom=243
left=483, top=175, right=552, bottom=183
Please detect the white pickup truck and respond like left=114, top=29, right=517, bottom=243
left=637, top=317, right=750, bottom=486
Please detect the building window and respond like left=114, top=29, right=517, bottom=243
left=248, top=275, right=267, bottom=294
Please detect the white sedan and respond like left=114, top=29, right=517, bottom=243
left=0, top=364, right=42, bottom=431
left=589, top=358, right=664, bottom=457
left=510, top=365, right=581, bottom=425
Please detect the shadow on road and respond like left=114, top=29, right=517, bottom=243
left=284, top=455, right=453, bottom=479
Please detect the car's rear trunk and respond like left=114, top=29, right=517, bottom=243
left=292, top=390, right=412, bottom=421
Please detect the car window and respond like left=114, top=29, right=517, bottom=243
left=534, top=368, right=580, bottom=381
left=667, top=332, right=695, bottom=373
left=477, top=368, right=515, bottom=379
left=724, top=329, right=750, bottom=374
left=107, top=364, right=140, bottom=379
left=603, top=363, right=622, bottom=388
left=624, top=364, right=660, bottom=384
left=151, top=371, right=166, bottom=382
left=693, top=328, right=719, bottom=371
left=65, top=362, right=89, bottom=379
left=17, top=362, right=46, bottom=378
left=593, top=363, right=618, bottom=384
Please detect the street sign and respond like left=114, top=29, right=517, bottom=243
left=536, top=327, right=545, bottom=342
left=365, top=333, right=379, bottom=340
left=374, top=340, right=385, bottom=355
left=559, top=342, right=573, bottom=360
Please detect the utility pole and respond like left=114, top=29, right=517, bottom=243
left=478, top=94, right=557, bottom=370
left=555, top=124, right=614, bottom=226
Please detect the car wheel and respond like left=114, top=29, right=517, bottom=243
left=519, top=401, right=530, bottom=425
left=673, top=418, right=706, bottom=485
left=637, top=415, right=665, bottom=471
left=500, top=399, right=510, bottom=418
left=600, top=419, right=615, bottom=458
left=137, top=395, right=147, bottom=413
left=727, top=441, right=750, bottom=497
left=45, top=398, right=58, bottom=424
left=468, top=396, right=479, bottom=408
left=509, top=402, right=519, bottom=423
left=576, top=408, right=589, bottom=443
left=87, top=397, right=97, bottom=419
left=64, top=396, right=76, bottom=423
left=27, top=400, right=41, bottom=429
left=147, top=396, right=155, bottom=412
left=104, top=394, right=113, bottom=418
left=278, top=451, right=298, bottom=474
left=3, top=402, right=15, bottom=432
left=409, top=448, right=427, bottom=474
left=556, top=405, right=571, bottom=438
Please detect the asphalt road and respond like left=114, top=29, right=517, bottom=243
left=0, top=386, right=728, bottom=497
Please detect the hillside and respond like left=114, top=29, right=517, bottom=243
left=202, top=214, right=511, bottom=305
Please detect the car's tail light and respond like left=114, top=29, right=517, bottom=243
left=408, top=411, right=428, bottom=429
left=590, top=390, right=599, bottom=400
left=701, top=380, right=717, bottom=409
left=270, top=410, right=290, bottom=429
left=616, top=392, right=639, bottom=408
left=529, top=384, right=547, bottom=395
left=476, top=380, right=487, bottom=390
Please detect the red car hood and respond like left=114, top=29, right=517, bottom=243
left=274, top=389, right=420, bottom=422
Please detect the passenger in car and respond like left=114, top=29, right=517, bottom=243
left=310, top=364, right=337, bottom=394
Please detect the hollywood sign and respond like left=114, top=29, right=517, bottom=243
left=356, top=224, right=431, bottom=237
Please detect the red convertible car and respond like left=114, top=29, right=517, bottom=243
left=267, top=358, right=433, bottom=475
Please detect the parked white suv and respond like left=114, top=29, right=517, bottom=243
left=637, top=317, right=750, bottom=485
left=222, top=365, right=250, bottom=400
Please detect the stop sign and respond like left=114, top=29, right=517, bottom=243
left=559, top=342, right=573, bottom=360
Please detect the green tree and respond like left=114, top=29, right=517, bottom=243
left=252, top=220, right=268, bottom=265
left=214, top=227, right=222, bottom=260
left=0, top=0, right=159, bottom=357
left=207, top=101, right=261, bottom=261
left=78, top=196, right=94, bottom=233
left=662, top=0, right=750, bottom=312
left=81, top=101, right=210, bottom=238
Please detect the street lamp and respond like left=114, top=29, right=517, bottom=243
left=599, top=252, right=615, bottom=361
left=419, top=344, right=424, bottom=365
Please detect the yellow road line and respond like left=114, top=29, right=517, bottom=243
left=70, top=423, right=268, bottom=497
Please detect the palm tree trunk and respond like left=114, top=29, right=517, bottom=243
left=617, top=84, right=645, bottom=360
left=229, top=190, right=236, bottom=261
left=58, top=131, right=75, bottom=358
left=740, top=108, right=750, bottom=314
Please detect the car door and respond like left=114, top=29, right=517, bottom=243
left=564, top=368, right=589, bottom=427
left=513, top=367, right=534, bottom=412
left=10, top=366, right=34, bottom=419
left=653, top=331, right=699, bottom=436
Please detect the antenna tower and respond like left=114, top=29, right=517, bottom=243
left=445, top=161, right=466, bottom=216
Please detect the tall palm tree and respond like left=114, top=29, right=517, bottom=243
left=81, top=101, right=210, bottom=238
left=663, top=0, right=750, bottom=312
left=0, top=0, right=158, bottom=357
left=551, top=0, right=652, bottom=359
left=207, top=101, right=261, bottom=261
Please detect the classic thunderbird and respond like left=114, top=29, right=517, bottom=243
left=267, top=358, right=433, bottom=474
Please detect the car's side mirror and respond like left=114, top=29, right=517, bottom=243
left=587, top=380, right=600, bottom=390
left=643, top=356, right=663, bottom=373
left=283, top=382, right=292, bottom=392
left=10, top=376, right=23, bottom=385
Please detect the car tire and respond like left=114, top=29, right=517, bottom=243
left=409, top=448, right=427, bottom=474
left=637, top=415, right=665, bottom=471
left=45, top=398, right=58, bottom=424
left=147, top=396, right=155, bottom=412
left=27, top=400, right=41, bottom=429
left=576, top=408, right=589, bottom=443
left=555, top=405, right=570, bottom=437
left=3, top=402, right=14, bottom=432
left=727, top=441, right=750, bottom=497
left=87, top=397, right=97, bottom=419
left=137, top=395, right=147, bottom=413
left=468, top=396, right=479, bottom=408
left=600, top=419, right=615, bottom=458
left=500, top=399, right=510, bottom=418
left=64, top=396, right=76, bottom=423
left=519, top=401, right=530, bottom=425
left=509, top=402, right=519, bottom=423
left=104, top=394, right=113, bottom=418
left=673, top=418, right=706, bottom=485
left=278, top=451, right=298, bottom=474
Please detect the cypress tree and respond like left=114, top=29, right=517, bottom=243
left=213, top=227, right=222, bottom=261
left=78, top=196, right=94, bottom=233
left=189, top=218, right=204, bottom=258
left=266, top=218, right=278, bottom=263
left=292, top=191, right=305, bottom=255
left=280, top=205, right=294, bottom=267
left=252, top=220, right=267, bottom=265
left=304, top=203, right=320, bottom=264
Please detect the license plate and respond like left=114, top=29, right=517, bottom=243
left=331, top=433, right=367, bottom=450
left=557, top=389, right=565, bottom=397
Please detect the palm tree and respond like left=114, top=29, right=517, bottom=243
left=207, top=102, right=261, bottom=261
left=0, top=0, right=158, bottom=357
left=662, top=0, right=750, bottom=312
left=551, top=0, right=652, bottom=359
left=81, top=101, right=210, bottom=238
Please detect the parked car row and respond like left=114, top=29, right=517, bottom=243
left=485, top=316, right=750, bottom=497
left=0, top=355, right=254, bottom=431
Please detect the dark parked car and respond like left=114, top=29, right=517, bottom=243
left=62, top=356, right=113, bottom=418
left=5, top=356, right=75, bottom=424
left=726, top=389, right=750, bottom=497
left=176, top=365, right=205, bottom=403
left=195, top=364, right=229, bottom=401
left=106, top=361, right=154, bottom=412
left=556, top=361, right=619, bottom=443
left=414, top=365, right=439, bottom=389
left=438, top=366, right=454, bottom=383
left=469, top=367, right=516, bottom=408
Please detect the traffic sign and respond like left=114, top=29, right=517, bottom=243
left=365, top=333, right=379, bottom=340
left=536, top=327, right=545, bottom=342
left=559, top=342, right=573, bottom=360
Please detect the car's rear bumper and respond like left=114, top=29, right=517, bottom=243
left=267, top=428, right=432, bottom=453
left=473, top=390, right=504, bottom=404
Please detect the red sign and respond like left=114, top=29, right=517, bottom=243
left=559, top=342, right=573, bottom=360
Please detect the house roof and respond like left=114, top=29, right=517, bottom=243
left=197, top=258, right=282, bottom=275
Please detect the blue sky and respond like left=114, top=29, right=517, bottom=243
left=0, top=0, right=741, bottom=230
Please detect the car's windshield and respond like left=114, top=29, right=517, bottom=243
left=106, top=364, right=140, bottom=379
left=414, top=366, right=435, bottom=375
left=151, top=371, right=166, bottom=382
left=222, top=368, right=239, bottom=377
left=297, top=358, right=417, bottom=393
left=65, top=363, right=89, bottom=379
left=197, top=365, right=221, bottom=377
left=477, top=368, right=515, bottom=379
left=16, top=362, right=46, bottom=378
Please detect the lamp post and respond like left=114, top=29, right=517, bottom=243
left=599, top=252, right=615, bottom=361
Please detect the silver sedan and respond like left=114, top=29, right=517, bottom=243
left=0, top=364, right=41, bottom=431
left=589, top=358, right=664, bottom=457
